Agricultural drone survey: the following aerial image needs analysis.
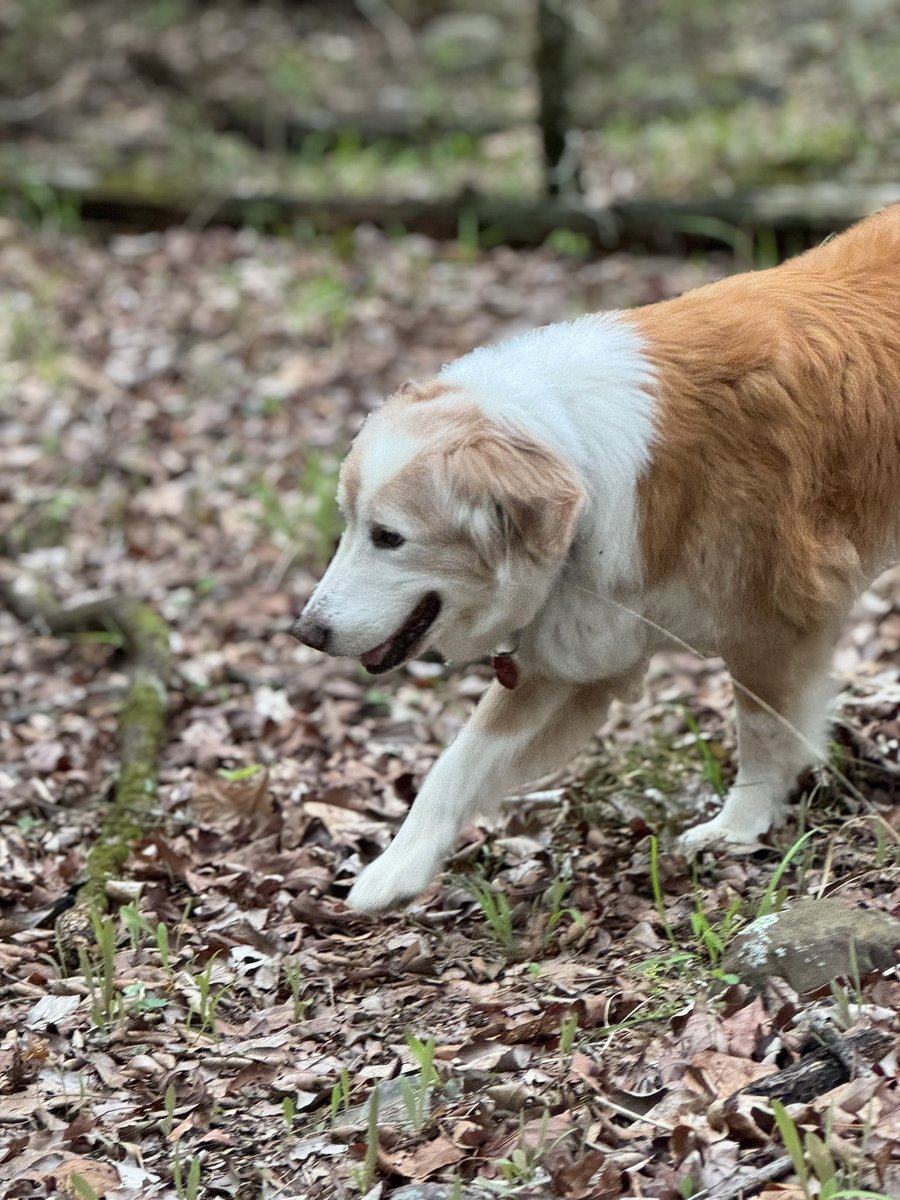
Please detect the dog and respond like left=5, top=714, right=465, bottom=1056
left=290, top=206, right=900, bottom=914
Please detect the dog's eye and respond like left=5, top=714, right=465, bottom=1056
left=371, top=525, right=405, bottom=549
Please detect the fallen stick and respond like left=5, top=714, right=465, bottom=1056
left=2, top=169, right=897, bottom=252
left=694, top=1154, right=793, bottom=1200
left=0, top=573, right=171, bottom=916
left=727, top=1027, right=894, bottom=1107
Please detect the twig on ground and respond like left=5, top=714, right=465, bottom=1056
left=0, top=570, right=171, bottom=921
left=693, top=1154, right=793, bottom=1200
left=727, top=1028, right=894, bottom=1106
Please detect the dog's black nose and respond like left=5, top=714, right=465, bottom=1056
left=289, top=615, right=330, bottom=651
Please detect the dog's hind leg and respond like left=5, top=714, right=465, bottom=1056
left=347, top=668, right=644, bottom=912
left=679, top=624, right=838, bottom=850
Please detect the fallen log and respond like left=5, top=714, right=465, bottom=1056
left=4, top=170, right=897, bottom=252
left=727, top=1027, right=894, bottom=1107
left=0, top=574, right=171, bottom=919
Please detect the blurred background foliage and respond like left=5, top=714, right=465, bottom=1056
left=0, top=0, right=897, bottom=235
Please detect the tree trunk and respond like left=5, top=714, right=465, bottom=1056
left=535, top=0, right=580, bottom=197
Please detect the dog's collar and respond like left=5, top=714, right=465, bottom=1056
left=491, top=635, right=520, bottom=690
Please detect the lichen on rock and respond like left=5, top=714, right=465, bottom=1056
left=724, top=897, right=900, bottom=993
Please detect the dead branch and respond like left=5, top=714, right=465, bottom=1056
left=696, top=1155, right=793, bottom=1200
left=2, top=168, right=895, bottom=252
left=0, top=572, right=171, bottom=916
left=727, top=1027, right=894, bottom=1107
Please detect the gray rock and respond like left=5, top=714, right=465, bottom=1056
left=724, top=898, right=900, bottom=994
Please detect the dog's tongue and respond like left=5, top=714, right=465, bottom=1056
left=360, top=639, right=392, bottom=668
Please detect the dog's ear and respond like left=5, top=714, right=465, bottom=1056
left=445, top=424, right=586, bottom=564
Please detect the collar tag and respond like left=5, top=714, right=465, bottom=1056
left=492, top=651, right=519, bottom=690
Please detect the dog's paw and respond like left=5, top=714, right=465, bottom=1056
left=346, top=848, right=440, bottom=913
left=677, top=812, right=769, bottom=853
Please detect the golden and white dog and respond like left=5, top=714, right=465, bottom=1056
left=291, top=207, right=900, bottom=913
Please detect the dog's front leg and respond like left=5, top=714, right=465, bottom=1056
left=347, top=674, right=633, bottom=913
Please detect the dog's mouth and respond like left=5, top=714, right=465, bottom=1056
left=359, top=592, right=442, bottom=674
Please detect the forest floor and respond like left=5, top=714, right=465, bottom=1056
left=1, top=216, right=899, bottom=1199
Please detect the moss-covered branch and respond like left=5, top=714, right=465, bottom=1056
left=1, top=167, right=896, bottom=252
left=0, top=574, right=171, bottom=911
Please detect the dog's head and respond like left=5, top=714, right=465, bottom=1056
left=290, top=382, right=586, bottom=672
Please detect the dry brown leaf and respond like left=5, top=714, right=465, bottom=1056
left=191, top=767, right=272, bottom=827
left=377, top=1134, right=466, bottom=1180
left=688, top=1050, right=777, bottom=1101
left=54, top=1157, right=122, bottom=1196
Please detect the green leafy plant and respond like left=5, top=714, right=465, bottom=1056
left=160, top=1083, right=177, bottom=1137
left=121, top=980, right=168, bottom=1015
left=187, top=956, right=229, bottom=1036
left=248, top=452, right=342, bottom=574
left=497, top=1145, right=543, bottom=1186
left=351, top=1087, right=380, bottom=1194
left=400, top=1032, right=442, bottom=1131
left=756, top=828, right=819, bottom=917
left=544, top=873, right=585, bottom=942
left=156, top=922, right=173, bottom=976
left=282, top=957, right=313, bottom=1021
left=330, top=1068, right=352, bottom=1122
left=142, top=0, right=189, bottom=31
left=546, top=228, right=592, bottom=257
left=690, top=890, right=743, bottom=976
left=216, top=764, right=263, bottom=783
left=559, top=1010, right=579, bottom=1068
left=405, top=1032, right=440, bottom=1089
left=120, top=900, right=153, bottom=952
left=682, top=710, right=726, bottom=795
left=298, top=451, right=343, bottom=564
left=830, top=1192, right=896, bottom=1199
left=19, top=181, right=83, bottom=233
left=456, top=206, right=482, bottom=258
left=649, top=835, right=677, bottom=948
left=249, top=480, right=303, bottom=543
left=470, top=880, right=516, bottom=948
left=172, top=1148, right=201, bottom=1200
left=486, top=1111, right=573, bottom=1190
left=400, top=1074, right=431, bottom=1132
left=69, top=1176, right=100, bottom=1200
left=79, top=911, right=120, bottom=1027
left=771, top=1098, right=809, bottom=1193
left=766, top=1099, right=889, bottom=1200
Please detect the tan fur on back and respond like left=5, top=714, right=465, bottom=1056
left=631, top=206, right=900, bottom=631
